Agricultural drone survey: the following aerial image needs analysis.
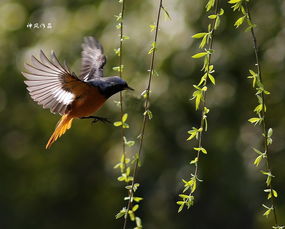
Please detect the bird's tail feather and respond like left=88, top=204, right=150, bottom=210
left=46, top=114, right=73, bottom=149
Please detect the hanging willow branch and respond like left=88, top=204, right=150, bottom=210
left=113, top=0, right=138, bottom=226
left=116, top=1, right=166, bottom=228
left=177, top=0, right=222, bottom=212
left=228, top=0, right=283, bottom=228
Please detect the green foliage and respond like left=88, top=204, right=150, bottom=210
left=120, top=1, right=166, bottom=228
left=262, top=204, right=274, bottom=218
left=205, top=0, right=215, bottom=12
left=149, top=24, right=156, bottom=32
left=148, top=42, right=157, bottom=54
left=114, top=113, right=130, bottom=128
left=112, top=65, right=124, bottom=72
left=229, top=0, right=284, bottom=227
left=177, top=0, right=222, bottom=212
left=252, top=148, right=266, bottom=167
left=187, top=127, right=202, bottom=141
left=191, top=85, right=207, bottom=110
left=112, top=0, right=139, bottom=228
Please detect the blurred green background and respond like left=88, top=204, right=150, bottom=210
left=0, top=0, right=285, bottom=228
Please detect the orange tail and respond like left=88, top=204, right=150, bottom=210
left=46, top=114, right=73, bottom=149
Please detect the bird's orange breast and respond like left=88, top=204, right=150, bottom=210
left=68, top=85, right=107, bottom=118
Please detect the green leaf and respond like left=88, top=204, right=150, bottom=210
left=262, top=204, right=273, bottom=217
left=190, top=157, right=198, bottom=164
left=187, top=127, right=200, bottom=141
left=135, top=217, right=142, bottom=228
left=116, top=23, right=121, bottom=29
left=192, top=33, right=207, bottom=39
left=253, top=148, right=263, bottom=155
left=248, top=117, right=262, bottom=125
left=204, top=107, right=210, bottom=114
left=265, top=189, right=278, bottom=199
left=194, top=147, right=207, bottom=154
left=115, top=208, right=127, bottom=219
left=133, top=197, right=143, bottom=202
left=177, top=202, right=185, bottom=213
left=143, top=109, right=153, bottom=120
left=268, top=128, right=273, bottom=137
left=228, top=0, right=241, bottom=3
left=208, top=14, right=217, bottom=19
left=219, top=8, right=225, bottom=15
left=122, top=123, right=129, bottom=129
left=148, top=42, right=156, bottom=54
left=114, top=48, right=121, bottom=56
left=149, top=24, right=156, bottom=32
left=254, top=104, right=263, bottom=114
left=193, top=85, right=202, bottom=90
left=263, top=208, right=272, bottom=217
left=264, top=90, right=270, bottom=95
left=205, top=0, right=215, bottom=11
left=261, top=170, right=274, bottom=186
left=113, top=65, right=124, bottom=72
left=198, top=74, right=207, bottom=86
left=132, top=204, right=139, bottom=212
left=208, top=74, right=215, bottom=85
left=122, top=35, right=130, bottom=40
left=249, top=69, right=257, bottom=76
left=199, top=35, right=208, bottom=48
left=192, top=52, right=208, bottom=59
left=114, top=121, right=122, bottom=127
left=114, top=13, right=122, bottom=21
left=122, top=113, right=128, bottom=122
left=192, top=90, right=203, bottom=110
left=234, top=16, right=246, bottom=28
left=128, top=210, right=135, bottom=221
left=247, top=69, right=257, bottom=87
left=253, top=155, right=263, bottom=167
left=214, top=16, right=221, bottom=29
left=124, top=137, right=135, bottom=147
left=141, top=89, right=150, bottom=99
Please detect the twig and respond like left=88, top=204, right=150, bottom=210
left=194, top=0, right=219, bottom=182
left=119, top=0, right=127, bottom=175
left=245, top=3, right=278, bottom=226
left=123, top=0, right=163, bottom=228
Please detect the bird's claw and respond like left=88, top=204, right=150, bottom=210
left=92, top=117, right=111, bottom=124
left=80, top=116, right=111, bottom=124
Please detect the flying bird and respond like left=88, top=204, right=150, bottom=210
left=22, top=37, right=133, bottom=149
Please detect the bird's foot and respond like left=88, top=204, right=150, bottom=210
left=80, top=116, right=111, bottom=124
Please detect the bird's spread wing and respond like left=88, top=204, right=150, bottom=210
left=79, top=36, right=106, bottom=81
left=22, top=50, right=87, bottom=115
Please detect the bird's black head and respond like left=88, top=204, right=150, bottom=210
left=93, top=76, right=133, bottom=98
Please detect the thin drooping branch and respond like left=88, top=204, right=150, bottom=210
left=229, top=0, right=282, bottom=226
left=194, top=0, right=219, bottom=181
left=177, top=0, right=222, bottom=212
left=123, top=0, right=163, bottom=228
left=245, top=3, right=279, bottom=226
left=119, top=0, right=127, bottom=172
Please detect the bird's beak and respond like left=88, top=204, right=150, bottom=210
left=126, top=85, right=134, bottom=91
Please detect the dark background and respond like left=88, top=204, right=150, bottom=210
left=0, top=0, right=284, bottom=228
